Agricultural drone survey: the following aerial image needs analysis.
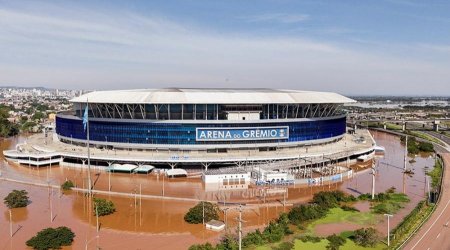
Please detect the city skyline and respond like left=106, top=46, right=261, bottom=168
left=1, top=0, right=450, bottom=95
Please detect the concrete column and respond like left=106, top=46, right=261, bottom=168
left=433, top=121, right=440, bottom=132
left=402, top=122, right=406, bottom=132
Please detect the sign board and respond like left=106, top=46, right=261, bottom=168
left=196, top=126, right=289, bottom=141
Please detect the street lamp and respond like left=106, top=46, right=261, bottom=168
left=384, top=214, right=393, bottom=246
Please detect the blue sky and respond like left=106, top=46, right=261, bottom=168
left=0, top=0, right=449, bottom=95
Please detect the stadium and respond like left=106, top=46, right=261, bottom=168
left=4, top=88, right=375, bottom=179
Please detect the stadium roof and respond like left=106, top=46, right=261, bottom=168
left=71, top=88, right=355, bottom=104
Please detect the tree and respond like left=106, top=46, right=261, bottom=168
left=4, top=190, right=29, bottom=208
left=93, top=198, right=116, bottom=216
left=353, top=228, right=380, bottom=247
left=216, top=234, right=239, bottom=250
left=243, top=229, right=266, bottom=247
left=61, top=180, right=74, bottom=191
left=26, top=226, right=75, bottom=250
left=312, top=190, right=351, bottom=209
left=287, top=204, right=327, bottom=224
left=184, top=201, right=220, bottom=224
left=326, top=234, right=346, bottom=250
left=32, top=111, right=45, bottom=121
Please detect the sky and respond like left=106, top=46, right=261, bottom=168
left=0, top=0, right=450, bottom=95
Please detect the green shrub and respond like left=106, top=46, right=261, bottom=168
left=263, top=221, right=287, bottom=242
left=26, top=226, right=75, bottom=250
left=326, top=234, right=346, bottom=250
left=288, top=204, right=327, bottom=224
left=298, top=235, right=322, bottom=243
left=352, top=228, right=380, bottom=247
left=427, top=159, right=443, bottom=190
left=184, top=201, right=220, bottom=224
left=312, top=191, right=348, bottom=209
left=418, top=142, right=434, bottom=152
left=243, top=229, right=266, bottom=247
left=61, top=180, right=74, bottom=191
left=4, top=189, right=29, bottom=208
left=340, top=205, right=359, bottom=212
left=386, top=186, right=396, bottom=194
left=188, top=243, right=215, bottom=250
left=93, top=198, right=116, bottom=216
left=216, top=234, right=239, bottom=250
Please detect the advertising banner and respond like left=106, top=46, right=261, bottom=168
left=196, top=126, right=289, bottom=141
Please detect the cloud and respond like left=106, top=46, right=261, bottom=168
left=418, top=44, right=450, bottom=53
left=0, top=3, right=449, bottom=96
left=243, top=13, right=310, bottom=24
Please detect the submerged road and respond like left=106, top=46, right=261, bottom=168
left=404, top=153, right=450, bottom=250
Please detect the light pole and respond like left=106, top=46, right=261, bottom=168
left=371, top=161, right=376, bottom=200
left=96, top=205, right=99, bottom=233
left=202, top=201, right=205, bottom=225
left=384, top=214, right=393, bottom=246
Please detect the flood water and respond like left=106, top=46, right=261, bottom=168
left=0, top=131, right=435, bottom=249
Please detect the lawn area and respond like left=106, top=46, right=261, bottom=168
left=385, top=122, right=402, bottom=130
left=294, top=239, right=386, bottom=250
left=306, top=207, right=377, bottom=234
left=408, top=131, right=443, bottom=145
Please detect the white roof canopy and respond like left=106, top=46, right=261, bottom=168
left=71, top=88, right=355, bottom=105
left=166, top=168, right=188, bottom=177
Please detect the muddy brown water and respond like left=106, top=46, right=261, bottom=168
left=0, top=132, right=435, bottom=249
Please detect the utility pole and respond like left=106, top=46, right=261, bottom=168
left=108, top=170, right=111, bottom=192
left=162, top=171, right=165, bottom=197
left=238, top=205, right=243, bottom=250
left=96, top=205, right=99, bottom=233
left=202, top=201, right=205, bottom=225
left=223, top=208, right=229, bottom=232
left=404, top=135, right=408, bottom=171
left=140, top=183, right=142, bottom=226
left=49, top=185, right=53, bottom=222
left=371, top=161, right=376, bottom=200
left=384, top=214, right=393, bottom=246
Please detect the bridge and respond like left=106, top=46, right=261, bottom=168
left=347, top=118, right=450, bottom=132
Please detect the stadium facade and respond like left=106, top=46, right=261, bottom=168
left=56, top=88, right=353, bottom=149
left=4, top=88, right=376, bottom=172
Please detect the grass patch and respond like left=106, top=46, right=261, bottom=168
left=294, top=239, right=385, bottom=250
left=427, top=158, right=443, bottom=190
left=385, top=123, right=403, bottom=130
left=359, top=191, right=410, bottom=215
left=307, top=207, right=376, bottom=234
left=408, top=131, right=443, bottom=146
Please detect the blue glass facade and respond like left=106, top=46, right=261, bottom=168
left=56, top=115, right=346, bottom=145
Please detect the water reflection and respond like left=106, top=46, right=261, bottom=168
left=3, top=207, right=29, bottom=223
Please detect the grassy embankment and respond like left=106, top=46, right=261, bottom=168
left=245, top=190, right=409, bottom=250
